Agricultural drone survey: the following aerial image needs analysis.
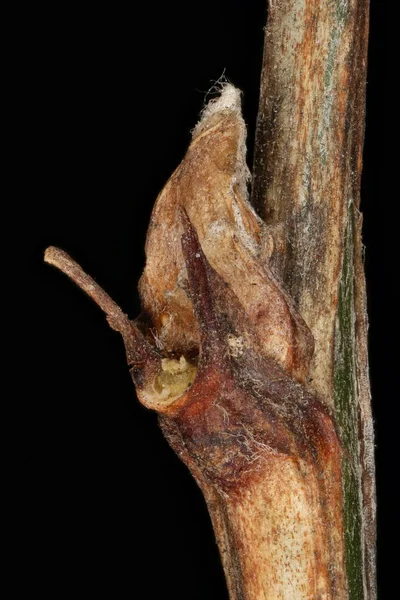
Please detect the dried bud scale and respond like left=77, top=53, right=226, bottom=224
left=45, top=85, right=348, bottom=599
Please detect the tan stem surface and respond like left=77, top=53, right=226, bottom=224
left=252, top=0, right=370, bottom=405
left=252, top=1, right=375, bottom=598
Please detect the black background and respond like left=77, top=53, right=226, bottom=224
left=19, top=1, right=392, bottom=598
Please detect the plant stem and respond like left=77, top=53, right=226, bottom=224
left=252, top=1, right=375, bottom=598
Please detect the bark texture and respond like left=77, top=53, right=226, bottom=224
left=252, top=1, right=375, bottom=598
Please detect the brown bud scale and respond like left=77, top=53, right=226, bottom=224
left=45, top=85, right=348, bottom=600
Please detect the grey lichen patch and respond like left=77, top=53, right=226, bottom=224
left=319, top=0, right=350, bottom=164
left=334, top=201, right=364, bottom=600
left=324, top=0, right=350, bottom=90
